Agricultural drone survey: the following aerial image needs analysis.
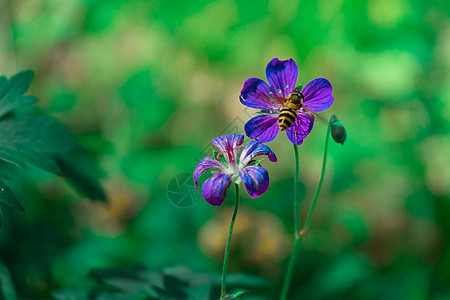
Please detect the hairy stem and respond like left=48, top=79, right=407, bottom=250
left=301, top=116, right=332, bottom=236
left=221, top=183, right=240, bottom=299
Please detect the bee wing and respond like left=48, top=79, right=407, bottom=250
left=302, top=106, right=327, bottom=123
left=268, top=96, right=285, bottom=111
left=286, top=113, right=315, bottom=145
left=255, top=96, right=284, bottom=114
left=269, top=96, right=285, bottom=105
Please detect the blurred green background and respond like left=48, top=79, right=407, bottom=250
left=0, top=0, right=449, bottom=299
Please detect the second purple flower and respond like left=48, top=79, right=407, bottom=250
left=194, top=134, right=277, bottom=206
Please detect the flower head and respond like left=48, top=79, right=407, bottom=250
left=193, top=134, right=277, bottom=206
left=240, top=58, right=334, bottom=145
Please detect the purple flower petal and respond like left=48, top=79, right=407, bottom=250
left=240, top=78, right=278, bottom=110
left=244, top=114, right=279, bottom=143
left=212, top=134, right=244, bottom=152
left=239, top=140, right=277, bottom=166
left=201, top=172, right=232, bottom=206
left=193, top=157, right=226, bottom=189
left=286, top=113, right=315, bottom=145
left=266, top=58, right=298, bottom=99
left=302, top=78, right=334, bottom=112
left=239, top=166, right=269, bottom=198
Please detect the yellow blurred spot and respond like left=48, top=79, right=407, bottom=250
left=418, top=135, right=450, bottom=196
left=265, top=35, right=297, bottom=63
left=190, top=71, right=225, bottom=104
left=269, top=0, right=299, bottom=25
left=198, top=207, right=290, bottom=270
left=358, top=51, right=420, bottom=99
left=367, top=0, right=408, bottom=28
left=318, top=0, right=344, bottom=23
left=181, top=0, right=239, bottom=43
left=379, top=103, right=429, bottom=142
left=73, top=179, right=144, bottom=237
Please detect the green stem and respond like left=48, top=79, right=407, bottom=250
left=302, top=117, right=332, bottom=235
left=279, top=144, right=300, bottom=300
left=221, top=183, right=240, bottom=300
left=280, top=117, right=333, bottom=299
left=293, top=144, right=300, bottom=235
left=279, top=235, right=302, bottom=300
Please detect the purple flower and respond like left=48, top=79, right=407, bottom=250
left=240, top=58, right=334, bottom=145
left=193, top=134, right=277, bottom=206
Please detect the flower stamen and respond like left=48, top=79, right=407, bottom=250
left=217, top=146, right=245, bottom=159
left=217, top=150, right=228, bottom=160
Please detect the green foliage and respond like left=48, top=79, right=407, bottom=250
left=54, top=153, right=106, bottom=201
left=51, top=266, right=268, bottom=300
left=0, top=262, right=17, bottom=300
left=0, top=71, right=105, bottom=224
left=0, top=71, right=36, bottom=117
left=0, top=180, right=24, bottom=212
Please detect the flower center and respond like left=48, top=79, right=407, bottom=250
left=217, top=145, right=245, bottom=175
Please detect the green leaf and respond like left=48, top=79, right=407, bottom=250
left=51, top=290, right=90, bottom=300
left=84, top=267, right=162, bottom=299
left=295, top=82, right=304, bottom=91
left=54, top=152, right=106, bottom=201
left=0, top=71, right=37, bottom=118
left=0, top=145, right=61, bottom=175
left=0, top=180, right=24, bottom=212
left=0, top=115, right=82, bottom=176
left=0, top=72, right=82, bottom=177
left=256, top=110, right=276, bottom=115
left=0, top=71, right=107, bottom=221
left=0, top=262, right=17, bottom=300
left=88, top=267, right=144, bottom=280
left=102, top=277, right=159, bottom=298
left=0, top=160, right=20, bottom=180
left=229, top=289, right=249, bottom=298
left=163, top=266, right=213, bottom=287
left=0, top=115, right=82, bottom=153
left=247, top=159, right=262, bottom=166
left=0, top=147, right=26, bottom=170
left=190, top=282, right=212, bottom=300
left=0, top=77, right=6, bottom=89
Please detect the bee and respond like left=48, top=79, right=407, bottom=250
left=278, top=89, right=304, bottom=131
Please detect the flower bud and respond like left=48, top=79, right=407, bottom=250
left=295, top=83, right=304, bottom=91
left=330, top=114, right=346, bottom=145
left=230, top=289, right=249, bottom=298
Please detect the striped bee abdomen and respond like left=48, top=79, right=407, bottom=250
left=279, top=108, right=297, bottom=131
